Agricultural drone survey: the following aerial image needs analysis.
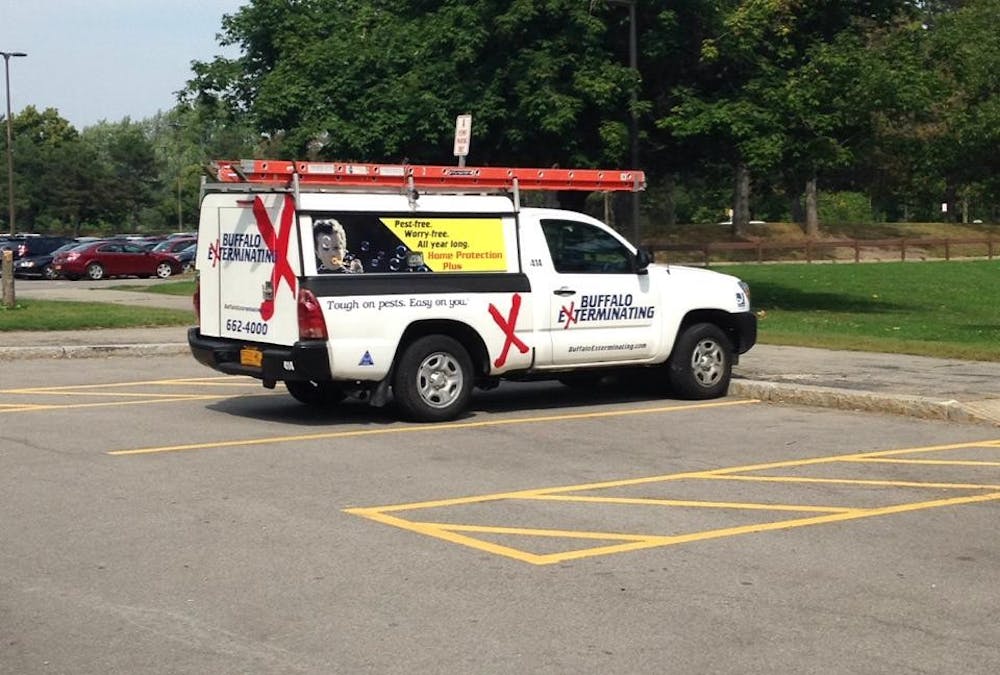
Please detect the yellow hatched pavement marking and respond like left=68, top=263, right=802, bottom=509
left=345, top=438, right=1000, bottom=565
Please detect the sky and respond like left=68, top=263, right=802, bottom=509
left=0, top=0, right=246, bottom=130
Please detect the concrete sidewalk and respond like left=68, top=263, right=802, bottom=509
left=1, top=322, right=998, bottom=426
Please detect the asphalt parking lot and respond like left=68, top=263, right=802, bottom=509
left=2, top=354, right=999, bottom=674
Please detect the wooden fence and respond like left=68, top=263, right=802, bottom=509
left=648, top=237, right=999, bottom=266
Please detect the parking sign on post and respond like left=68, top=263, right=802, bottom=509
left=453, top=114, right=472, bottom=167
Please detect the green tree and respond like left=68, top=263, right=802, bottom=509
left=923, top=0, right=1000, bottom=222
left=82, top=120, right=160, bottom=231
left=1, top=106, right=92, bottom=233
left=185, top=0, right=635, bottom=169
left=659, top=1, right=922, bottom=236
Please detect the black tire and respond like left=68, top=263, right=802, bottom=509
left=392, top=335, right=473, bottom=422
left=86, top=263, right=105, bottom=281
left=155, top=262, right=174, bottom=278
left=285, top=380, right=345, bottom=407
left=667, top=323, right=733, bottom=399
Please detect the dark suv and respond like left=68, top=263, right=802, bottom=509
left=1, top=236, right=76, bottom=260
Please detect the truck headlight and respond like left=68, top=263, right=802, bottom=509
left=737, top=280, right=751, bottom=309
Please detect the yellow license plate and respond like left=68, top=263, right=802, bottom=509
left=239, top=348, right=263, bottom=368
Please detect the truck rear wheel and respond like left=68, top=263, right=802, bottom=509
left=667, top=323, right=732, bottom=399
left=285, top=380, right=345, bottom=407
left=393, top=335, right=473, bottom=422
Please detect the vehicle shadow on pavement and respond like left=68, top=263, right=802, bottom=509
left=203, top=379, right=685, bottom=427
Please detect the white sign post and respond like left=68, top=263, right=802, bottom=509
left=453, top=114, right=472, bottom=166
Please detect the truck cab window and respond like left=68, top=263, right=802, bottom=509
left=540, top=219, right=631, bottom=274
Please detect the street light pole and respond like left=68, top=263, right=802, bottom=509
left=177, top=174, right=183, bottom=231
left=2, top=51, right=27, bottom=236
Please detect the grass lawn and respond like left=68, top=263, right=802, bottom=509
left=718, top=260, right=1000, bottom=361
left=0, top=299, right=192, bottom=331
left=4, top=260, right=997, bottom=362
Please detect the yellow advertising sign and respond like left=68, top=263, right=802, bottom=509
left=381, top=217, right=507, bottom=272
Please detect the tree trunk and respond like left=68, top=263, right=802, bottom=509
left=732, top=162, right=750, bottom=239
left=785, top=180, right=806, bottom=227
left=663, top=173, right=676, bottom=227
left=804, top=176, right=819, bottom=238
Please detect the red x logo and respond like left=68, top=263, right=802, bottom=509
left=208, top=239, right=221, bottom=268
left=253, top=194, right=297, bottom=320
left=488, top=293, right=530, bottom=368
left=560, top=301, right=577, bottom=329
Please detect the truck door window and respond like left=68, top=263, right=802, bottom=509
left=540, top=219, right=631, bottom=274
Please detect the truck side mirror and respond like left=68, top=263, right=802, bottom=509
left=634, top=247, right=652, bottom=274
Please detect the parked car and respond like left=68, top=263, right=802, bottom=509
left=174, top=242, right=197, bottom=273
left=13, top=242, right=81, bottom=279
left=151, top=237, right=197, bottom=254
left=1, top=235, right=75, bottom=260
left=52, top=240, right=183, bottom=280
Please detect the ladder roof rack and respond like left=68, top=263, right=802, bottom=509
left=212, top=159, right=645, bottom=193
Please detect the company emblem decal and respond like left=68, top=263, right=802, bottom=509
left=253, top=194, right=297, bottom=320
left=557, top=294, right=654, bottom=329
left=488, top=293, right=529, bottom=367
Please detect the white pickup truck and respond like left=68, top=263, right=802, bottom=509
left=189, top=160, right=756, bottom=421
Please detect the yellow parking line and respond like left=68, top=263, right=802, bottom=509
left=850, top=457, right=1000, bottom=467
left=0, top=376, right=241, bottom=394
left=0, top=403, right=52, bottom=412
left=107, top=399, right=758, bottom=455
left=0, top=395, right=234, bottom=413
left=523, top=494, right=854, bottom=514
left=2, top=390, right=219, bottom=399
left=703, top=474, right=1000, bottom=490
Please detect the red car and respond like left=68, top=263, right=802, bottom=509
left=52, top=240, right=182, bottom=280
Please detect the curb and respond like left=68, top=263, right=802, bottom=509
left=0, top=343, right=190, bottom=361
left=730, top=379, right=996, bottom=426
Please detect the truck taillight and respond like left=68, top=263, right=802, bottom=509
left=298, top=289, right=327, bottom=340
left=192, top=275, right=201, bottom=324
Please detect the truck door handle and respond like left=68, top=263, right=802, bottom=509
left=553, top=287, right=576, bottom=297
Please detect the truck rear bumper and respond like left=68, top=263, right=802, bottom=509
left=187, top=327, right=331, bottom=382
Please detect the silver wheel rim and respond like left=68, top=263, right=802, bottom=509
left=690, top=338, right=724, bottom=387
left=87, top=265, right=103, bottom=280
left=156, top=263, right=172, bottom=278
left=416, top=350, right=464, bottom=409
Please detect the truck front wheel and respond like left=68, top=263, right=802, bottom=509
left=667, top=323, right=732, bottom=399
left=393, top=335, right=473, bottom=422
